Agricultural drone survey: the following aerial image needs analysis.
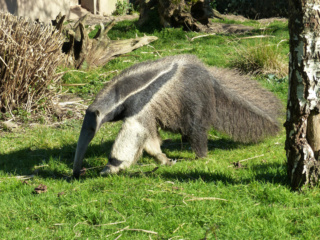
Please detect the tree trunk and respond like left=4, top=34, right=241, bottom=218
left=285, top=0, right=320, bottom=190
left=138, top=0, right=214, bottom=31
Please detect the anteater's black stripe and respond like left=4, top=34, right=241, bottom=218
left=123, top=63, right=179, bottom=117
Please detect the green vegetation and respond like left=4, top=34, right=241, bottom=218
left=112, top=0, right=134, bottom=16
left=1, top=18, right=319, bottom=239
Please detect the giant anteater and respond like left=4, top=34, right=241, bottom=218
left=73, top=55, right=282, bottom=177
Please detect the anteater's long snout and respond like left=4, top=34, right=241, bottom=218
left=73, top=110, right=100, bottom=178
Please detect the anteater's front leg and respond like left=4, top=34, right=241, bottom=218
left=144, top=136, right=176, bottom=166
left=100, top=118, right=146, bottom=175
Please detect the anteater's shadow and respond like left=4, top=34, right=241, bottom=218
left=0, top=137, right=287, bottom=185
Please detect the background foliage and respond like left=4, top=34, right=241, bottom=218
left=214, top=0, right=289, bottom=18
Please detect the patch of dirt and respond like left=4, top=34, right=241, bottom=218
left=204, top=14, right=287, bottom=34
left=222, top=14, right=287, bottom=24
left=257, top=17, right=288, bottom=24
left=222, top=14, right=249, bottom=22
left=207, top=22, right=254, bottom=34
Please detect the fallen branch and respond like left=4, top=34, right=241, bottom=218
left=185, top=197, right=228, bottom=202
left=61, top=83, right=87, bottom=87
left=186, top=33, right=216, bottom=41
left=93, top=220, right=126, bottom=227
left=1, top=174, right=35, bottom=180
left=238, top=35, right=275, bottom=40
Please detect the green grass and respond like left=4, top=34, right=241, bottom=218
left=1, top=18, right=320, bottom=239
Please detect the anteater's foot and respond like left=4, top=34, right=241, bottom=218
left=100, top=165, right=120, bottom=176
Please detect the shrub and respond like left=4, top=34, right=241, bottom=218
left=112, top=0, right=134, bottom=16
left=0, top=12, right=65, bottom=117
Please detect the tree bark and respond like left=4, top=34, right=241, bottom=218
left=286, top=0, right=320, bottom=190
left=138, top=0, right=214, bottom=31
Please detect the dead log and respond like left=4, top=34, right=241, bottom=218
left=59, top=14, right=158, bottom=69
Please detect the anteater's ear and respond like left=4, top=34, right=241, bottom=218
left=95, top=110, right=100, bottom=117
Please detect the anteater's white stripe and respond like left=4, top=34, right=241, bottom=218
left=107, top=62, right=176, bottom=114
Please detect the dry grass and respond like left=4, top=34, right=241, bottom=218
left=229, top=38, right=288, bottom=78
left=0, top=12, right=65, bottom=116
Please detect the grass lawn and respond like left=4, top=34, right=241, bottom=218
left=1, top=17, right=320, bottom=239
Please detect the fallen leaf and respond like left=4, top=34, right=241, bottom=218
left=1, top=120, right=19, bottom=131
left=80, top=168, right=86, bottom=176
left=57, top=191, right=65, bottom=197
left=233, top=161, right=243, bottom=169
left=33, top=184, right=47, bottom=194
left=21, top=180, right=29, bottom=185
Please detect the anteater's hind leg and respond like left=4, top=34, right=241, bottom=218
left=187, top=130, right=208, bottom=158
left=144, top=136, right=176, bottom=166
left=100, top=118, right=146, bottom=175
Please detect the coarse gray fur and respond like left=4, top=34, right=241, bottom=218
left=73, top=54, right=282, bottom=178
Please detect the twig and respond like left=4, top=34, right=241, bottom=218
left=0, top=56, right=9, bottom=68
left=1, top=175, right=35, bottom=180
left=147, top=45, right=161, bottom=57
left=238, top=35, right=275, bottom=40
left=141, top=48, right=193, bottom=54
left=34, top=164, right=49, bottom=169
left=57, top=70, right=87, bottom=75
left=126, top=228, right=158, bottom=235
left=80, top=165, right=106, bottom=171
left=187, top=33, right=217, bottom=41
left=0, top=28, right=19, bottom=45
left=58, top=100, right=84, bottom=106
left=73, top=221, right=88, bottom=230
left=228, top=154, right=265, bottom=167
left=173, top=223, right=185, bottom=233
left=114, top=234, right=122, bottom=240
left=168, top=236, right=183, bottom=240
left=185, top=197, right=228, bottom=202
left=93, top=220, right=126, bottom=227
left=208, top=134, right=220, bottom=139
left=106, top=226, right=130, bottom=238
left=182, top=197, right=188, bottom=206
left=105, top=226, right=158, bottom=238
left=277, top=39, right=288, bottom=48
left=6, top=103, right=15, bottom=120
left=238, top=154, right=264, bottom=163
left=61, top=83, right=87, bottom=86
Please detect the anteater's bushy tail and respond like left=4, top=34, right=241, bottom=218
left=209, top=67, right=283, bottom=143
